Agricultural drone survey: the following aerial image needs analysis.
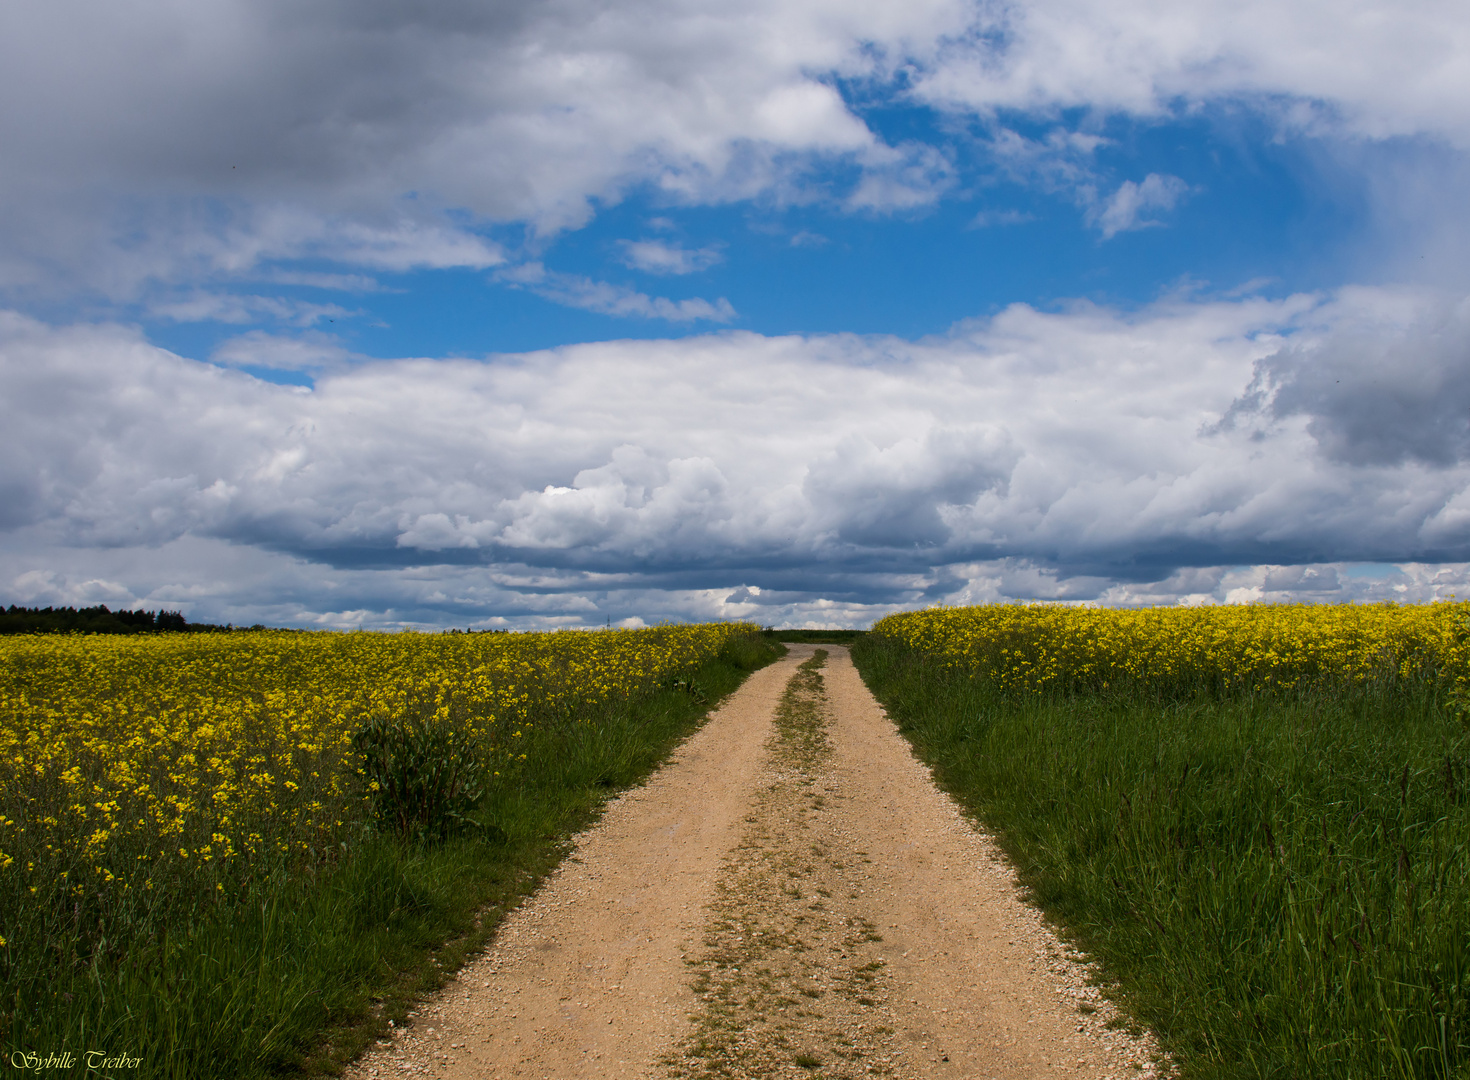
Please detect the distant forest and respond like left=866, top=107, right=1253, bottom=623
left=0, top=605, right=240, bottom=635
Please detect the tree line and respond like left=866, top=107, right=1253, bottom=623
left=0, top=605, right=243, bottom=635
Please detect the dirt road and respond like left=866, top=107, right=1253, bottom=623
left=346, top=646, right=1163, bottom=1080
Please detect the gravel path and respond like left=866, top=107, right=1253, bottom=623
left=344, top=646, right=1165, bottom=1080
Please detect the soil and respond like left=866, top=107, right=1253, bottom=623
left=344, top=646, right=1166, bottom=1080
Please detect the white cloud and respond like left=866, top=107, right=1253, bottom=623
left=1087, top=173, right=1192, bottom=238
left=148, top=292, right=356, bottom=327
left=912, top=0, right=1470, bottom=145
left=496, top=263, right=737, bottom=322
left=2, top=0, right=1466, bottom=301
left=620, top=240, right=724, bottom=275
left=844, top=142, right=957, bottom=212
left=789, top=230, right=828, bottom=248
left=985, top=127, right=1110, bottom=192
left=1219, top=289, right=1470, bottom=466
left=0, top=0, right=965, bottom=298
left=211, top=330, right=358, bottom=372
left=7, top=287, right=1470, bottom=625
left=327, top=221, right=505, bottom=273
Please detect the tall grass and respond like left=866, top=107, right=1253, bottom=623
left=3, top=631, right=782, bottom=1077
left=851, top=632, right=1470, bottom=1079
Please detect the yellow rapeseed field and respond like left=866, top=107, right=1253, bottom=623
left=0, top=623, right=751, bottom=919
left=872, top=600, right=1470, bottom=696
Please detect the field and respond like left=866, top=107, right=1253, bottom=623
left=852, top=602, right=1470, bottom=1079
left=0, top=623, right=777, bottom=1077
left=11, top=603, right=1469, bottom=1078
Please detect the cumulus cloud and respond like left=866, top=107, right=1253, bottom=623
left=7, top=286, right=1470, bottom=626
left=1224, top=292, right=1470, bottom=467
left=1262, top=564, right=1340, bottom=592
left=804, top=428, right=1017, bottom=548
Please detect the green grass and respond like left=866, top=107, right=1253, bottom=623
left=851, top=633, right=1470, bottom=1079
left=6, top=634, right=784, bottom=1078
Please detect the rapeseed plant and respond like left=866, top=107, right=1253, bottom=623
left=873, top=599, right=1470, bottom=697
left=857, top=602, right=1470, bottom=1078
left=0, top=622, right=758, bottom=1066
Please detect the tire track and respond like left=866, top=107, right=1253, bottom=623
left=345, top=645, right=1166, bottom=1080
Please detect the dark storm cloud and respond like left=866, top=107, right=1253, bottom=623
left=1231, top=297, right=1470, bottom=467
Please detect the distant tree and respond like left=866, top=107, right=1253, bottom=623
left=0, top=604, right=236, bottom=634
left=156, top=610, right=188, bottom=632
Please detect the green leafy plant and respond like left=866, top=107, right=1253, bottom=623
left=662, top=674, right=709, bottom=703
left=353, top=714, right=488, bottom=842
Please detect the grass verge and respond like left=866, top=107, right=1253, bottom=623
left=851, top=633, right=1470, bottom=1079
left=8, top=634, right=783, bottom=1079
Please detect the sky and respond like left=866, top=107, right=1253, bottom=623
left=4, top=0, right=1470, bottom=629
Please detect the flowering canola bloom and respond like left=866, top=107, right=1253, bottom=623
left=871, top=601, right=1470, bottom=697
left=0, top=623, right=753, bottom=911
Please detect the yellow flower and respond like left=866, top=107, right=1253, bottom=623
left=873, top=599, right=1470, bottom=698
left=0, top=620, right=759, bottom=925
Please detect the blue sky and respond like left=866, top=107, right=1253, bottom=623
left=145, top=106, right=1365, bottom=364
left=3, top=0, right=1470, bottom=628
